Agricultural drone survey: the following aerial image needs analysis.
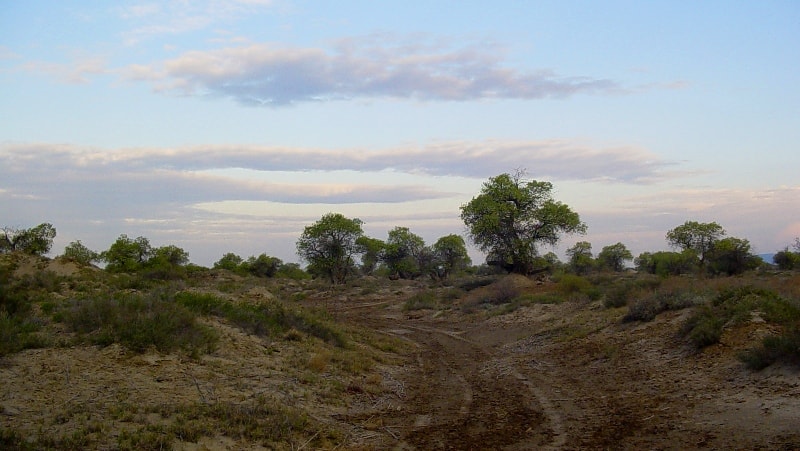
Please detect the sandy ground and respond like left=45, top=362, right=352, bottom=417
left=2, top=268, right=799, bottom=449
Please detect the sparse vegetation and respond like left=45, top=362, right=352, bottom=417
left=63, top=292, right=219, bottom=355
left=2, top=220, right=800, bottom=449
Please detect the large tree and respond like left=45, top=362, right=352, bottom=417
left=708, top=237, right=760, bottom=275
left=429, top=234, right=472, bottom=280
left=382, top=227, right=426, bottom=279
left=597, top=242, right=633, bottom=272
left=355, top=236, right=385, bottom=275
left=61, top=240, right=99, bottom=265
left=100, top=234, right=153, bottom=272
left=566, top=241, right=594, bottom=275
left=460, top=173, right=586, bottom=274
left=1, top=223, right=57, bottom=256
left=666, top=221, right=725, bottom=269
left=296, top=213, right=364, bottom=284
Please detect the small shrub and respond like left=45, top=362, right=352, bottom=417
left=556, top=274, right=591, bottom=295
left=604, top=283, right=636, bottom=308
left=457, top=276, right=498, bottom=291
left=683, top=286, right=800, bottom=356
left=487, top=277, right=522, bottom=305
left=0, top=311, right=47, bottom=356
left=175, top=291, right=346, bottom=347
left=0, top=428, right=31, bottom=450
left=624, top=289, right=703, bottom=323
left=403, top=290, right=438, bottom=311
left=63, top=293, right=218, bottom=355
left=739, top=327, right=800, bottom=370
left=683, top=306, right=725, bottom=348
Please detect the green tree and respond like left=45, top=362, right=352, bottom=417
left=597, top=242, right=633, bottom=272
left=1, top=223, right=57, bottom=256
left=244, top=254, right=282, bottom=278
left=708, top=237, right=760, bottom=275
left=296, top=213, right=364, bottom=284
left=634, top=252, right=656, bottom=274
left=429, top=234, right=472, bottom=280
left=143, top=244, right=191, bottom=279
left=213, top=253, right=244, bottom=272
left=460, top=173, right=586, bottom=274
left=275, top=262, right=310, bottom=280
left=666, top=221, right=725, bottom=270
left=566, top=241, right=594, bottom=275
left=636, top=250, right=697, bottom=276
left=355, top=236, right=385, bottom=276
left=382, top=227, right=426, bottom=279
left=61, top=240, right=99, bottom=265
left=101, top=234, right=152, bottom=272
left=773, top=248, right=800, bottom=270
left=150, top=245, right=190, bottom=267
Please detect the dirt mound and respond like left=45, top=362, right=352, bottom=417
left=4, top=254, right=92, bottom=278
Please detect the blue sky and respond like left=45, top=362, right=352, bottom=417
left=2, top=1, right=798, bottom=266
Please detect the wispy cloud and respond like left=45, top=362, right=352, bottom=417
left=20, top=56, right=108, bottom=84
left=128, top=38, right=620, bottom=105
left=2, top=140, right=672, bottom=184
left=119, top=0, right=275, bottom=45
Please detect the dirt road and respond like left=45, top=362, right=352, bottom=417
left=332, top=285, right=800, bottom=450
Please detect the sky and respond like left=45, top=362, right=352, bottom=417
left=1, top=1, right=799, bottom=267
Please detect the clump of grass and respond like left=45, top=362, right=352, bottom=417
left=175, top=291, right=346, bottom=347
left=0, top=311, right=49, bottom=356
left=555, top=274, right=591, bottom=295
left=553, top=273, right=604, bottom=302
left=63, top=293, right=218, bottom=355
left=457, top=276, right=498, bottom=291
left=168, top=396, right=312, bottom=446
left=117, top=425, right=171, bottom=451
left=604, top=281, right=641, bottom=308
left=682, top=287, right=800, bottom=366
left=623, top=289, right=703, bottom=323
left=403, top=290, right=438, bottom=311
left=739, top=327, right=800, bottom=370
left=491, top=292, right=562, bottom=316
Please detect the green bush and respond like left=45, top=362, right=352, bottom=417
left=683, top=286, right=800, bottom=357
left=63, top=293, right=218, bottom=355
left=556, top=274, right=591, bottom=295
left=175, top=291, right=346, bottom=347
left=403, top=290, right=438, bottom=311
left=604, top=282, right=636, bottom=308
left=683, top=306, right=725, bottom=348
left=624, top=289, right=703, bottom=323
left=739, top=327, right=800, bottom=370
left=0, top=311, right=48, bottom=356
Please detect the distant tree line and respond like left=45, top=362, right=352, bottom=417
left=4, top=172, right=797, bottom=284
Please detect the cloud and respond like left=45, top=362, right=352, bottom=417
left=2, top=139, right=672, bottom=184
left=119, top=0, right=275, bottom=45
left=20, top=56, right=108, bottom=84
left=128, top=39, right=620, bottom=105
left=3, top=142, right=796, bottom=265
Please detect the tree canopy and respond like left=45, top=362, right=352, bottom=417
left=597, top=242, right=633, bottom=272
left=666, top=221, right=725, bottom=268
left=296, top=213, right=364, bottom=284
left=460, top=173, right=586, bottom=274
left=566, top=241, right=594, bottom=275
left=1, top=223, right=57, bottom=256
left=382, top=227, right=426, bottom=279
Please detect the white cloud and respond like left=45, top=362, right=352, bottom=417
left=4, top=141, right=795, bottom=265
left=128, top=39, right=620, bottom=105
left=119, top=0, right=275, bottom=45
left=20, top=56, right=108, bottom=84
left=2, top=140, right=671, bottom=183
